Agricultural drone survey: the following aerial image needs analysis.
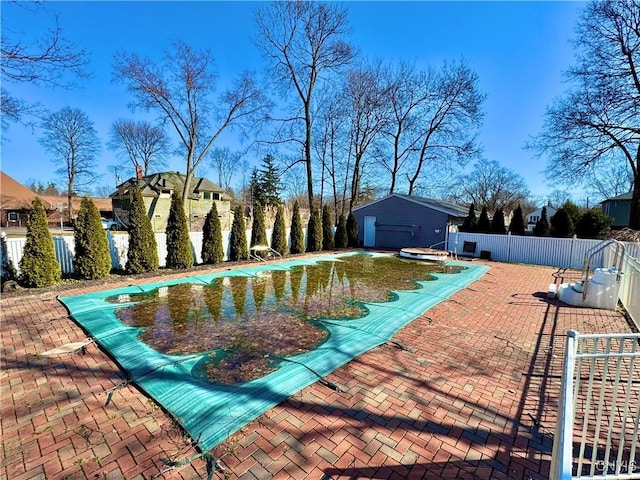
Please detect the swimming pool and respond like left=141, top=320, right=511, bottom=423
left=58, top=252, right=488, bottom=453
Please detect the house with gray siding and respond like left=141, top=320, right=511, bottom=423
left=352, top=194, right=468, bottom=250
left=600, top=192, right=632, bottom=228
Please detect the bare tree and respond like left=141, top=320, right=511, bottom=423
left=113, top=40, right=269, bottom=211
left=530, top=0, right=640, bottom=228
left=39, top=107, right=100, bottom=221
left=208, top=147, right=243, bottom=191
left=343, top=62, right=392, bottom=212
left=588, top=160, right=634, bottom=201
left=449, top=159, right=530, bottom=214
left=109, top=119, right=169, bottom=177
left=379, top=62, right=431, bottom=194
left=404, top=61, right=484, bottom=195
left=1, top=4, right=88, bottom=128
left=254, top=1, right=356, bottom=208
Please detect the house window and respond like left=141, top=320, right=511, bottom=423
left=203, top=192, right=211, bottom=200
left=212, top=193, right=220, bottom=201
left=7, top=212, right=18, bottom=222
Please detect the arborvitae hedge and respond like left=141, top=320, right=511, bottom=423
left=346, top=212, right=359, bottom=247
left=290, top=200, right=305, bottom=254
left=165, top=191, right=193, bottom=269
left=250, top=203, right=268, bottom=258
left=322, top=204, right=334, bottom=250
left=307, top=205, right=322, bottom=252
left=19, top=197, right=61, bottom=287
left=508, top=205, right=526, bottom=235
left=461, top=203, right=477, bottom=232
left=126, top=185, right=159, bottom=274
left=490, top=208, right=506, bottom=234
left=229, top=205, right=249, bottom=261
left=476, top=206, right=491, bottom=233
left=334, top=213, right=348, bottom=248
left=201, top=203, right=224, bottom=264
left=73, top=196, right=112, bottom=279
left=550, top=207, right=574, bottom=238
left=271, top=204, right=288, bottom=255
left=533, top=206, right=550, bottom=236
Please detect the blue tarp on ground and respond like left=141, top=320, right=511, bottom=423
left=58, top=252, right=488, bottom=452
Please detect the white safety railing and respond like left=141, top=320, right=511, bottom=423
left=551, top=331, right=640, bottom=479
left=617, top=253, right=640, bottom=331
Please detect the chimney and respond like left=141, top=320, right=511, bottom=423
left=136, top=165, right=143, bottom=180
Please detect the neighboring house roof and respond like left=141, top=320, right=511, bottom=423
left=0, top=171, right=111, bottom=212
left=527, top=206, right=557, bottom=217
left=600, top=192, right=632, bottom=203
left=113, top=172, right=224, bottom=198
left=353, top=193, right=468, bottom=218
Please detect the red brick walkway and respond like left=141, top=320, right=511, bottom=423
left=1, top=259, right=633, bottom=479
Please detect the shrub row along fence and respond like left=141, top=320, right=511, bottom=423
left=2, top=228, right=293, bottom=275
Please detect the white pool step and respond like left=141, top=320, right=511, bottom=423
left=549, top=267, right=623, bottom=310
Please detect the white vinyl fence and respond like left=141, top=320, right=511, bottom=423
left=447, top=232, right=640, bottom=270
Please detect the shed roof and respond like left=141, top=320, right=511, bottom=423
left=354, top=193, right=468, bottom=218
left=600, top=191, right=632, bottom=203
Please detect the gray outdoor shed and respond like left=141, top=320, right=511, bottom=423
left=352, top=194, right=467, bottom=250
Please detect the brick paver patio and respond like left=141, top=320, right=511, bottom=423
left=1, top=257, right=634, bottom=479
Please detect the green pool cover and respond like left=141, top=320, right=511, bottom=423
left=58, top=252, right=488, bottom=453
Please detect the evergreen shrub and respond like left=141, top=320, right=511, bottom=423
left=322, top=204, right=334, bottom=250
left=18, top=197, right=61, bottom=287
left=307, top=205, right=322, bottom=252
left=346, top=212, right=359, bottom=247
left=73, top=196, right=112, bottom=279
left=290, top=201, right=305, bottom=254
left=126, top=186, right=159, bottom=274
left=165, top=191, right=193, bottom=269
left=271, top=205, right=288, bottom=255
left=334, top=213, right=348, bottom=248
left=201, top=203, right=224, bottom=264
left=230, top=205, right=249, bottom=261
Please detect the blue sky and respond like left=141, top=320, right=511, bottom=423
left=1, top=1, right=585, bottom=201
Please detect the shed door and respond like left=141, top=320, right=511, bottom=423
left=364, top=216, right=376, bottom=247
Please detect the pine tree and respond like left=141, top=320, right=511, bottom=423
left=508, top=205, right=526, bottom=235
left=258, top=154, right=281, bottom=207
left=346, top=212, right=359, bottom=247
left=250, top=203, right=268, bottom=257
left=533, top=206, right=550, bottom=236
left=334, top=213, right=348, bottom=248
left=322, top=204, right=334, bottom=250
left=550, top=207, right=575, bottom=238
left=18, top=197, right=61, bottom=287
left=461, top=203, right=477, bottom=232
left=73, top=196, right=112, bottom=279
left=490, top=208, right=506, bottom=234
left=289, top=200, right=305, bottom=254
left=126, top=185, right=159, bottom=274
left=476, top=206, right=491, bottom=233
left=271, top=204, right=288, bottom=255
left=229, top=205, right=249, bottom=261
left=307, top=205, right=322, bottom=252
left=201, top=203, right=224, bottom=264
left=165, top=191, right=193, bottom=269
